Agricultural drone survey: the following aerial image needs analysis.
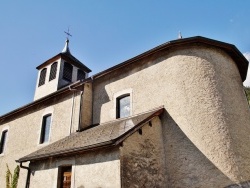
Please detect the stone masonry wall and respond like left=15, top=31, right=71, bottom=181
left=120, top=117, right=166, bottom=188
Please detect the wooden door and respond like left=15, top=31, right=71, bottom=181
left=58, top=166, right=72, bottom=188
left=63, top=171, right=71, bottom=188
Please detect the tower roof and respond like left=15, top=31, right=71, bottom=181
left=36, top=39, right=91, bottom=73
left=62, top=38, right=71, bottom=54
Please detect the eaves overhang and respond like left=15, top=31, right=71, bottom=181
left=36, top=52, right=91, bottom=73
left=0, top=78, right=92, bottom=122
left=16, top=107, right=164, bottom=163
left=93, top=36, right=248, bottom=81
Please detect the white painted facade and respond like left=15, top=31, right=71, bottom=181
left=0, top=37, right=250, bottom=188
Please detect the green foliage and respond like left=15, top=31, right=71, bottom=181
left=6, top=164, right=20, bottom=188
left=6, top=165, right=11, bottom=188
left=244, top=87, right=250, bottom=103
left=12, top=166, right=20, bottom=188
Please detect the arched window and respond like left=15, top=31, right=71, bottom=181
left=38, top=68, right=47, bottom=86
left=116, top=94, right=130, bottom=118
left=63, top=62, right=73, bottom=82
left=0, top=130, right=8, bottom=154
left=40, top=114, right=52, bottom=144
left=49, top=62, right=58, bottom=81
left=77, top=69, right=86, bottom=80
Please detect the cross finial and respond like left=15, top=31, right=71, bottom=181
left=178, top=31, right=182, bottom=39
left=62, top=27, right=72, bottom=54
left=64, top=27, right=72, bottom=40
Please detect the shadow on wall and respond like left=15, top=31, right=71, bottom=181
left=29, top=147, right=119, bottom=172
left=161, top=110, right=235, bottom=187
left=224, top=181, right=250, bottom=188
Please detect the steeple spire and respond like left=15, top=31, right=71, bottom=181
left=62, top=38, right=71, bottom=54
left=62, top=28, right=72, bottom=54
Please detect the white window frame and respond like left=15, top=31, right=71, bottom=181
left=38, top=112, right=53, bottom=145
left=113, top=88, right=133, bottom=119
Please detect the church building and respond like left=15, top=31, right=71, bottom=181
left=0, top=36, right=250, bottom=188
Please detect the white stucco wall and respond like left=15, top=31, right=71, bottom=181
left=29, top=148, right=120, bottom=188
left=0, top=92, right=82, bottom=188
left=93, top=45, right=250, bottom=186
left=34, top=57, right=62, bottom=100
left=34, top=58, right=88, bottom=101
left=120, top=117, right=166, bottom=187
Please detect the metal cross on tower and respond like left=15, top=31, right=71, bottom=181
left=64, top=27, right=72, bottom=40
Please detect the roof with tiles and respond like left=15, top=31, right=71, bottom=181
left=36, top=39, right=91, bottom=72
left=36, top=51, right=91, bottom=73
left=17, top=107, right=164, bottom=162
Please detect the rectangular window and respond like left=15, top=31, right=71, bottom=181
left=77, top=69, right=86, bottom=80
left=0, top=130, right=8, bottom=154
left=38, top=68, right=47, bottom=87
left=63, top=62, right=73, bottom=82
left=57, top=166, right=72, bottom=188
left=49, top=62, right=58, bottom=81
left=116, top=95, right=130, bottom=118
left=40, top=114, right=52, bottom=144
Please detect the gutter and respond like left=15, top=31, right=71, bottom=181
left=17, top=107, right=164, bottom=163
left=16, top=162, right=31, bottom=188
left=68, top=82, right=84, bottom=132
left=92, top=36, right=248, bottom=81
left=0, top=78, right=91, bottom=122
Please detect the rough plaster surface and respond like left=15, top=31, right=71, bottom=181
left=1, top=43, right=250, bottom=187
left=29, top=148, right=120, bottom=188
left=225, top=181, right=250, bottom=188
left=93, top=45, right=250, bottom=186
left=34, top=57, right=62, bottom=100
left=0, top=92, right=82, bottom=187
left=162, top=111, right=234, bottom=188
left=34, top=58, right=87, bottom=100
left=80, top=83, right=93, bottom=129
left=120, top=117, right=166, bottom=187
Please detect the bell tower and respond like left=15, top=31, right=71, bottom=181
left=34, top=38, right=91, bottom=100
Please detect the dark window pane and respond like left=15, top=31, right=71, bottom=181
left=40, top=115, right=51, bottom=144
left=63, top=62, right=73, bottom=82
left=77, top=69, right=85, bottom=80
left=49, top=62, right=58, bottom=81
left=38, top=68, right=47, bottom=86
left=117, top=95, right=130, bottom=118
left=0, top=130, right=8, bottom=154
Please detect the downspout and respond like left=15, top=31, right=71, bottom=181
left=69, top=91, right=75, bottom=135
left=69, top=85, right=84, bottom=132
left=17, top=162, right=31, bottom=188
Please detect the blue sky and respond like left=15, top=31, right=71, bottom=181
left=0, top=0, right=250, bottom=115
